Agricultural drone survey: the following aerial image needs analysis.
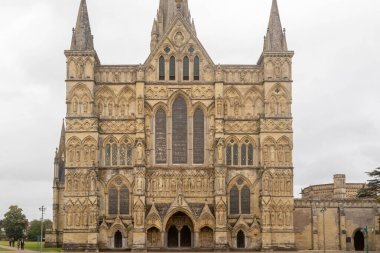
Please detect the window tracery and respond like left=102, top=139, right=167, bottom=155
left=229, top=180, right=251, bottom=215
left=183, top=56, right=189, bottom=81
left=159, top=56, right=165, bottom=80
left=108, top=183, right=130, bottom=216
left=193, top=108, right=204, bottom=164
left=104, top=137, right=133, bottom=167
left=155, top=108, right=167, bottom=164
left=172, top=96, right=187, bottom=164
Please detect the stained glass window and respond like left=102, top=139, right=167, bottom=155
left=230, top=186, right=239, bottom=214
left=241, top=144, right=247, bottom=165
left=108, top=187, right=118, bottom=215
left=170, top=56, right=176, bottom=80
left=194, top=56, right=200, bottom=81
left=119, top=186, right=129, bottom=215
left=226, top=144, right=232, bottom=166
left=193, top=108, right=204, bottom=164
left=120, top=144, right=126, bottom=166
left=105, top=144, right=111, bottom=166
left=233, top=144, right=238, bottom=165
left=183, top=56, right=189, bottom=80
left=248, top=144, right=254, bottom=166
left=127, top=144, right=133, bottom=166
left=241, top=186, right=250, bottom=214
left=172, top=96, right=187, bottom=164
left=155, top=109, right=167, bottom=164
left=159, top=56, right=165, bottom=80
left=112, top=144, right=118, bottom=166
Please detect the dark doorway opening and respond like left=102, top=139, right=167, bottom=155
left=237, top=230, right=245, bottom=249
left=180, top=226, right=192, bottom=248
left=354, top=230, right=365, bottom=251
left=114, top=231, right=122, bottom=249
left=168, top=226, right=179, bottom=248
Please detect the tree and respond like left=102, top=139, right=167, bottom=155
left=0, top=219, right=5, bottom=240
left=27, top=219, right=52, bottom=241
left=357, top=167, right=380, bottom=202
left=2, top=205, right=28, bottom=240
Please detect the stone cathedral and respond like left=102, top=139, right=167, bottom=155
left=45, top=0, right=380, bottom=252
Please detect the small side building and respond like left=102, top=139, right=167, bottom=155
left=294, top=174, right=380, bottom=251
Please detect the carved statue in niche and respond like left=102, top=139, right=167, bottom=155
left=84, top=146, right=90, bottom=162
left=174, top=32, right=184, bottom=46
left=90, top=146, right=96, bottom=161
left=76, top=62, right=84, bottom=79
left=217, top=139, right=224, bottom=164
left=67, top=178, right=72, bottom=192
left=217, top=98, right=223, bottom=116
left=108, top=103, right=113, bottom=116
left=233, top=98, right=239, bottom=116
left=90, top=176, right=96, bottom=192
left=277, top=146, right=284, bottom=162
left=69, top=147, right=74, bottom=162
left=138, top=98, right=143, bottom=115
left=270, top=146, right=276, bottom=162
left=274, top=61, right=281, bottom=78
left=224, top=101, right=228, bottom=116
left=263, top=146, right=268, bottom=163
left=76, top=150, right=81, bottom=163
left=73, top=99, right=78, bottom=113
left=136, top=141, right=144, bottom=163
left=83, top=101, right=88, bottom=113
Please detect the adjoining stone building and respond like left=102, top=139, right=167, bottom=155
left=295, top=174, right=379, bottom=251
left=45, top=0, right=379, bottom=251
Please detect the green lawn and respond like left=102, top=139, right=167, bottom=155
left=0, top=247, right=9, bottom=252
left=0, top=241, right=60, bottom=252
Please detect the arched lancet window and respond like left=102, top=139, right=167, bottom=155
left=227, top=140, right=238, bottom=166
left=159, top=56, right=165, bottom=80
left=155, top=108, right=167, bottom=164
left=241, top=186, right=250, bottom=214
left=119, top=186, right=130, bottom=215
left=119, top=140, right=133, bottom=166
left=241, top=140, right=254, bottom=166
left=230, top=186, right=239, bottom=215
left=193, top=108, right=204, bottom=164
left=112, top=143, right=118, bottom=166
left=194, top=56, right=200, bottom=81
left=170, top=56, right=176, bottom=80
left=108, top=184, right=130, bottom=215
left=172, top=96, right=187, bottom=164
left=105, top=144, right=111, bottom=166
left=108, top=187, right=118, bottom=215
left=183, top=56, right=189, bottom=80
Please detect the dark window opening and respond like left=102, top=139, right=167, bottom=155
left=170, top=56, right=176, bottom=80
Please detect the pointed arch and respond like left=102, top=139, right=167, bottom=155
left=193, top=107, right=205, bottom=164
left=194, top=56, right=200, bottom=80
left=159, top=56, right=165, bottom=80
left=172, top=96, right=187, bottom=164
left=169, top=56, right=176, bottom=80
left=183, top=56, right=190, bottom=80
left=155, top=107, right=167, bottom=164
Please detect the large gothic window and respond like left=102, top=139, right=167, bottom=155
left=105, top=139, right=133, bottom=167
left=170, top=56, right=176, bottom=80
left=229, top=182, right=251, bottom=215
left=108, top=185, right=130, bottom=215
left=230, top=186, right=239, bottom=215
left=155, top=109, right=167, bottom=164
left=193, top=108, right=204, bottom=164
left=172, top=96, right=187, bottom=164
left=159, top=56, right=165, bottom=80
left=194, top=56, right=200, bottom=81
left=183, top=56, right=190, bottom=81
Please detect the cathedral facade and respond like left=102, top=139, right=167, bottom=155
left=47, top=0, right=296, bottom=251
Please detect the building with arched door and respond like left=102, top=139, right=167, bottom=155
left=45, top=0, right=380, bottom=252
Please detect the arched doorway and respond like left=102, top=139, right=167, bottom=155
left=354, top=230, right=365, bottom=251
left=114, top=231, right=123, bottom=249
left=166, top=212, right=194, bottom=248
left=237, top=230, right=245, bottom=249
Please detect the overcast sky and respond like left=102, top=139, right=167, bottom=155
left=0, top=0, right=379, bottom=221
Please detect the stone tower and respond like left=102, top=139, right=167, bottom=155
left=47, top=0, right=295, bottom=251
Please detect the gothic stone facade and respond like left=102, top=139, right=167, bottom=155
left=48, top=0, right=293, bottom=251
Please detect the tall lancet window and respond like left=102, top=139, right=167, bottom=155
left=193, top=108, right=204, bottom=164
left=172, top=96, right=187, bottom=164
left=170, top=56, right=176, bottom=80
left=159, top=56, right=165, bottom=80
left=194, top=56, right=200, bottom=81
left=183, top=56, right=190, bottom=80
left=155, top=108, right=167, bottom=164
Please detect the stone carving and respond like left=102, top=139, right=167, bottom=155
left=95, top=68, right=136, bottom=83
left=262, top=169, right=293, bottom=196
left=66, top=119, right=98, bottom=132
left=146, top=169, right=214, bottom=197
left=99, top=121, right=136, bottom=133
left=224, top=121, right=258, bottom=133
left=261, top=119, right=292, bottom=132
left=191, top=86, right=214, bottom=99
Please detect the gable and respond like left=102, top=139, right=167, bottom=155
left=145, top=15, right=215, bottom=82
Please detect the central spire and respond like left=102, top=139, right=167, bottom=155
left=159, top=0, right=191, bottom=33
left=264, top=0, right=287, bottom=52
left=151, top=0, right=195, bottom=51
left=71, top=0, right=94, bottom=51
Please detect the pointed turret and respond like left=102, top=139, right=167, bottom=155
left=71, top=0, right=94, bottom=51
left=56, top=120, right=66, bottom=160
left=264, top=0, right=287, bottom=52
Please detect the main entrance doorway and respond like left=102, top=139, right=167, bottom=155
left=354, top=230, right=365, bottom=251
left=166, top=212, right=193, bottom=248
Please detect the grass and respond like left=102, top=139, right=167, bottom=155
left=0, top=241, right=61, bottom=252
left=0, top=247, right=9, bottom=252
